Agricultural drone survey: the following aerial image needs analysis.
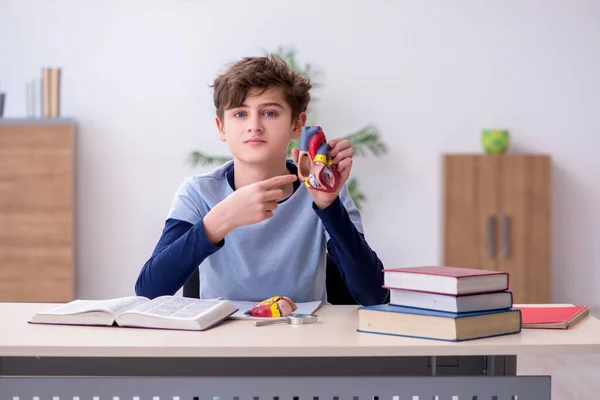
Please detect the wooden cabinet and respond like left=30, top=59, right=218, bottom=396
left=443, top=154, right=551, bottom=304
left=0, top=119, right=75, bottom=302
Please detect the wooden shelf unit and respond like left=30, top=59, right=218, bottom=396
left=0, top=119, right=75, bottom=302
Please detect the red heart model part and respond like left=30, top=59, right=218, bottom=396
left=296, top=126, right=341, bottom=192
left=245, top=296, right=298, bottom=318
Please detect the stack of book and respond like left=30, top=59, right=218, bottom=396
left=357, top=266, right=522, bottom=342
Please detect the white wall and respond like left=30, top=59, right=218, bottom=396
left=1, top=0, right=599, bottom=310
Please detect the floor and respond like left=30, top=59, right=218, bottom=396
left=518, top=354, right=600, bottom=399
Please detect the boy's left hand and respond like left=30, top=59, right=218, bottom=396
left=291, top=138, right=354, bottom=209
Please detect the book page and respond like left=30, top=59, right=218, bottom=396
left=123, top=296, right=226, bottom=319
left=228, top=300, right=322, bottom=320
left=39, top=296, right=149, bottom=316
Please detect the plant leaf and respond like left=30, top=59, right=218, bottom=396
left=287, top=137, right=300, bottom=156
left=343, top=125, right=388, bottom=157
left=188, top=151, right=232, bottom=167
left=346, top=177, right=366, bottom=210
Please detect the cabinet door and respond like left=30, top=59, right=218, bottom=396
left=498, top=155, right=551, bottom=303
left=443, top=155, right=500, bottom=271
left=0, top=123, right=74, bottom=302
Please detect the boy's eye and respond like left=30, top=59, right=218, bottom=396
left=233, top=111, right=246, bottom=118
left=264, top=110, right=278, bottom=117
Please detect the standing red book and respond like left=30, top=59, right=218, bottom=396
left=382, top=266, right=509, bottom=296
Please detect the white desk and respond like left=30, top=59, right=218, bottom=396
left=2, top=302, right=600, bottom=399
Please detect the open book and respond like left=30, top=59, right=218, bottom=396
left=29, top=296, right=238, bottom=331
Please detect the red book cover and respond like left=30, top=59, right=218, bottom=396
left=514, top=305, right=590, bottom=329
left=383, top=266, right=507, bottom=278
left=382, top=266, right=509, bottom=295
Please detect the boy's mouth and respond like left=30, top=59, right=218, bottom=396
left=245, top=137, right=266, bottom=144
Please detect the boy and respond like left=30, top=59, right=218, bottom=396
left=134, top=55, right=388, bottom=306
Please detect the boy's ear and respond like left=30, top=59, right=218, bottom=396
left=215, top=117, right=226, bottom=142
left=291, top=112, right=307, bottom=139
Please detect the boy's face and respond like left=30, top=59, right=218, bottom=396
left=216, top=87, right=305, bottom=165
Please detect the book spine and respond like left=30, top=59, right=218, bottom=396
left=33, top=77, right=42, bottom=118
left=49, top=68, right=61, bottom=118
left=42, top=67, right=51, bottom=118
left=25, top=81, right=32, bottom=117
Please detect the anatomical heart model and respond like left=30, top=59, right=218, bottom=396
left=245, top=296, right=298, bottom=318
left=297, top=126, right=341, bottom=192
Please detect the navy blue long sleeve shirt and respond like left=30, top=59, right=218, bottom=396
left=135, top=161, right=388, bottom=305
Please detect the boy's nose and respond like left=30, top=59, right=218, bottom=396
left=247, top=115, right=264, bottom=132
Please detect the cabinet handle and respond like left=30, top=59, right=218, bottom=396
left=487, top=215, right=496, bottom=257
left=502, top=215, right=511, bottom=257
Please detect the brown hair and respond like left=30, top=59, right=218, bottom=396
left=212, top=54, right=312, bottom=122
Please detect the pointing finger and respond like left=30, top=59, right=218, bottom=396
left=264, top=189, right=286, bottom=202
left=260, top=174, right=298, bottom=190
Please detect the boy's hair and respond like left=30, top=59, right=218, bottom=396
left=212, top=54, right=312, bottom=122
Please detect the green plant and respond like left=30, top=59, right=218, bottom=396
left=188, top=46, right=388, bottom=210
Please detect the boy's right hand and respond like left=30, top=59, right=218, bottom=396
left=203, top=174, right=297, bottom=244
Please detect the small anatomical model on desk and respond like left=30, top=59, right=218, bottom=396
left=245, top=296, right=298, bottom=318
